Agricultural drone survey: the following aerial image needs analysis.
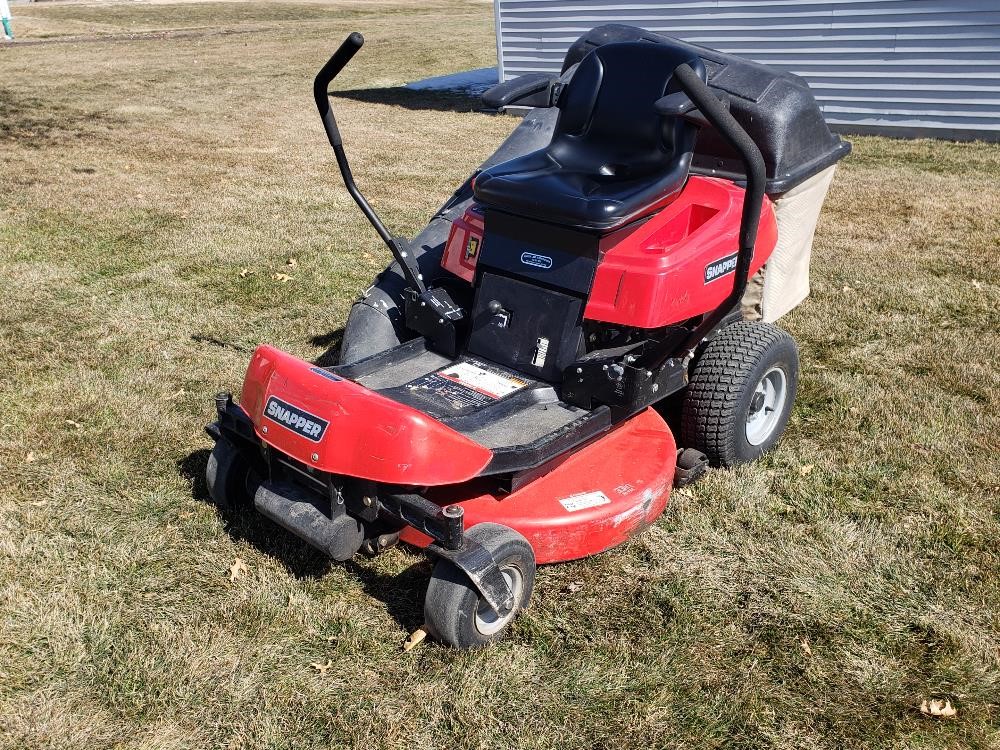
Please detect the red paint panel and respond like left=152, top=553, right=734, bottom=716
left=440, top=204, right=484, bottom=283
left=401, top=408, right=676, bottom=563
left=586, top=176, right=778, bottom=328
left=239, top=345, right=493, bottom=485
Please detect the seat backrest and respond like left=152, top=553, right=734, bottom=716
left=549, top=42, right=707, bottom=180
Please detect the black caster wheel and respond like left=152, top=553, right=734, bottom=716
left=424, top=523, right=535, bottom=649
left=205, top=437, right=258, bottom=510
left=681, top=320, right=799, bottom=467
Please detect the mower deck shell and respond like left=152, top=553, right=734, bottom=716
left=401, top=407, right=676, bottom=564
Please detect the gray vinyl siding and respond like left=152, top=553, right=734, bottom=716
left=494, top=0, right=1000, bottom=140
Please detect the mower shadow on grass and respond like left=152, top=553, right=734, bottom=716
left=343, top=558, right=430, bottom=632
left=308, top=327, right=344, bottom=367
left=176, top=448, right=430, bottom=630
left=189, top=329, right=344, bottom=366
left=334, top=87, right=485, bottom=114
left=178, top=449, right=332, bottom=579
left=190, top=333, right=253, bottom=354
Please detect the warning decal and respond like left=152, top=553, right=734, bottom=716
left=437, top=361, right=527, bottom=400
left=404, top=360, right=528, bottom=411
left=559, top=491, right=611, bottom=512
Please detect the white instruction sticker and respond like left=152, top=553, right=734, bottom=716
left=438, top=361, right=527, bottom=400
left=559, top=491, right=612, bottom=512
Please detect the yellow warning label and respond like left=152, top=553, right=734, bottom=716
left=465, top=236, right=479, bottom=259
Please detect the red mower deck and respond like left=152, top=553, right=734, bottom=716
left=405, top=407, right=676, bottom=564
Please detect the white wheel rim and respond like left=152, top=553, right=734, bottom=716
left=745, top=365, right=788, bottom=446
left=474, top=566, right=523, bottom=636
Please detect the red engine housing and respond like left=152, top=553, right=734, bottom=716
left=586, top=176, right=777, bottom=327
left=442, top=175, right=777, bottom=329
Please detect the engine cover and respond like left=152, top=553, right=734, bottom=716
left=585, top=176, right=777, bottom=328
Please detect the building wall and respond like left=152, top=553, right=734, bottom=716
left=494, top=0, right=1000, bottom=140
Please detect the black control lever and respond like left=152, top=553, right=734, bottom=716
left=639, top=63, right=766, bottom=370
left=671, top=63, right=765, bottom=356
left=314, top=32, right=425, bottom=293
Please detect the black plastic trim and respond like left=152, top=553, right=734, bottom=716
left=481, top=406, right=612, bottom=475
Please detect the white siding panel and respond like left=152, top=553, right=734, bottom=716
left=495, top=0, right=1000, bottom=138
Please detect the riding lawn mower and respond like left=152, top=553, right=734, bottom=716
left=205, top=25, right=849, bottom=648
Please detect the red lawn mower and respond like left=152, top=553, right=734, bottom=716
left=205, top=25, right=849, bottom=647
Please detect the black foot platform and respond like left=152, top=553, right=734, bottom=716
left=333, top=339, right=612, bottom=475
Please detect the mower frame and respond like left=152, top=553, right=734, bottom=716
left=204, top=29, right=848, bottom=644
left=209, top=391, right=517, bottom=613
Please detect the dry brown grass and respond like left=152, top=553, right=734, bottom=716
left=1, top=2, right=999, bottom=748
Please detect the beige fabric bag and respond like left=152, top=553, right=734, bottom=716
left=758, top=164, right=838, bottom=322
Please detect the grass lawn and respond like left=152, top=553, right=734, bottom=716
left=1, top=1, right=999, bottom=748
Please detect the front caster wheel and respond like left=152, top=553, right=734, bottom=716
left=681, top=320, right=799, bottom=467
left=424, top=523, right=535, bottom=649
left=205, top=437, right=257, bottom=510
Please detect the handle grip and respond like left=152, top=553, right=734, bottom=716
left=314, top=32, right=364, bottom=148
left=672, top=62, right=767, bottom=355
left=673, top=63, right=764, bottom=255
left=310, top=31, right=425, bottom=293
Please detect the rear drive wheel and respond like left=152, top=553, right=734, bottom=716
left=681, top=321, right=799, bottom=467
left=424, top=523, right=536, bottom=649
left=205, top=438, right=257, bottom=510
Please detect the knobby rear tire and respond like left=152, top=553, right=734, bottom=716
left=680, top=321, right=799, bottom=467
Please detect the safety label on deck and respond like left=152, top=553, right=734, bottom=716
left=559, top=491, right=611, bottom=512
left=404, top=360, right=528, bottom=411
left=437, top=361, right=527, bottom=399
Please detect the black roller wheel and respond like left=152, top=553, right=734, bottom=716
left=424, top=523, right=535, bottom=649
left=681, top=321, right=799, bottom=468
left=205, top=437, right=257, bottom=510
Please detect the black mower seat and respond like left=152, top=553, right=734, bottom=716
left=474, top=42, right=707, bottom=232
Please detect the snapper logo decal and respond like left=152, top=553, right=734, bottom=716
left=520, top=251, right=553, bottom=269
left=704, top=252, right=739, bottom=284
left=263, top=396, right=329, bottom=442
